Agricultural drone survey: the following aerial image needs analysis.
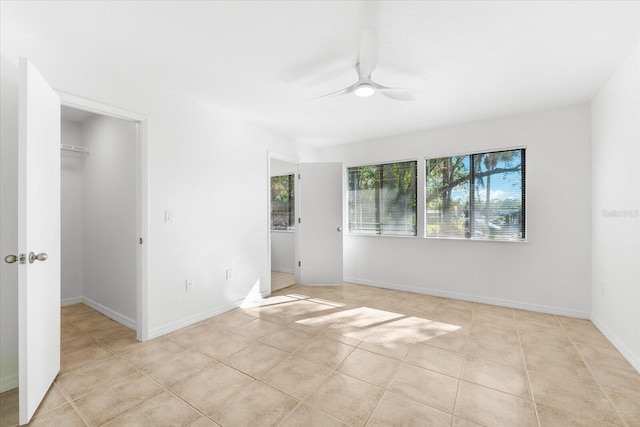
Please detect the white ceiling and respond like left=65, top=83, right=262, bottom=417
left=3, top=1, right=639, bottom=147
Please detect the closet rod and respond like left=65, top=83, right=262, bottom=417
left=61, top=144, right=90, bottom=154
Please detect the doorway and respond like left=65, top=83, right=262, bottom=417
left=59, top=92, right=149, bottom=340
left=60, top=106, right=138, bottom=330
left=268, top=153, right=297, bottom=292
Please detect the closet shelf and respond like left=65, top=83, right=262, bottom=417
left=61, top=144, right=89, bottom=154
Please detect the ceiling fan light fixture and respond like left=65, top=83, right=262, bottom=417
left=354, top=83, right=375, bottom=97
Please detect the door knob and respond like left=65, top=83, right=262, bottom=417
left=337, top=227, right=343, bottom=232
left=28, top=252, right=48, bottom=264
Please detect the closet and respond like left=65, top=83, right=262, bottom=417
left=60, top=106, right=138, bottom=329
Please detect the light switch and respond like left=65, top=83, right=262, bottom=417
left=165, top=210, right=174, bottom=223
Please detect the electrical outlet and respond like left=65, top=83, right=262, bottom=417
left=185, top=279, right=193, bottom=291
left=165, top=210, right=174, bottom=223
left=226, top=269, right=233, bottom=281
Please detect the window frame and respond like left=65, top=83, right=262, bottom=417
left=424, top=146, right=527, bottom=242
left=346, top=159, right=419, bottom=237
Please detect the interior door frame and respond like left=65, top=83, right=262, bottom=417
left=266, top=150, right=299, bottom=296
left=58, top=91, right=149, bottom=341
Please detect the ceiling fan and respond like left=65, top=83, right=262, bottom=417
left=312, top=28, right=417, bottom=101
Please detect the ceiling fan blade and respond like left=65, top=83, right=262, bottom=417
left=358, top=27, right=379, bottom=78
left=308, top=84, right=356, bottom=101
left=377, top=87, right=418, bottom=101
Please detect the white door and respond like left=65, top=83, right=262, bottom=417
left=18, top=57, right=61, bottom=424
left=296, top=163, right=343, bottom=285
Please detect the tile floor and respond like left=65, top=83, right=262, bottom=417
left=1, top=278, right=639, bottom=426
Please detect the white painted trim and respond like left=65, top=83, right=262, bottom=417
left=57, top=91, right=149, bottom=341
left=61, top=297, right=82, bottom=307
left=591, top=315, right=640, bottom=374
left=343, top=276, right=591, bottom=319
left=0, top=372, right=18, bottom=393
left=271, top=267, right=295, bottom=274
left=57, top=91, right=145, bottom=123
left=82, top=297, right=136, bottom=330
left=148, top=300, right=245, bottom=340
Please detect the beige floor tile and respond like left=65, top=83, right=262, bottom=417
left=452, top=417, right=483, bottom=426
left=103, top=391, right=202, bottom=426
left=279, top=404, right=347, bottom=427
left=258, top=327, right=314, bottom=352
left=168, top=323, right=226, bottom=348
left=388, top=363, right=459, bottom=413
left=61, top=323, right=88, bottom=344
left=0, top=388, right=18, bottom=427
left=294, top=336, right=355, bottom=369
left=529, top=372, right=623, bottom=425
left=307, top=372, right=384, bottom=427
left=358, top=336, right=414, bottom=360
left=171, top=363, right=253, bottom=415
left=260, top=356, right=333, bottom=400
left=224, top=341, right=288, bottom=377
left=607, top=389, right=640, bottom=427
left=462, top=355, right=530, bottom=398
left=206, top=309, right=257, bottom=330
left=74, top=372, right=164, bottom=425
left=455, top=380, right=537, bottom=427
left=210, top=381, right=298, bottom=427
left=88, top=323, right=135, bottom=342
left=101, top=332, right=148, bottom=354
left=123, top=339, right=186, bottom=370
left=144, top=349, right=217, bottom=387
left=60, top=340, right=115, bottom=375
left=368, top=316, right=450, bottom=344
left=232, top=318, right=285, bottom=340
left=189, top=417, right=220, bottom=426
left=338, top=348, right=400, bottom=388
left=322, top=323, right=371, bottom=346
left=591, top=363, right=640, bottom=396
left=56, top=357, right=136, bottom=399
left=405, top=343, right=464, bottom=378
left=417, top=329, right=468, bottom=353
left=73, top=314, right=121, bottom=333
left=28, top=404, right=86, bottom=427
left=559, top=317, right=616, bottom=348
left=536, top=402, right=623, bottom=427
left=575, top=342, right=637, bottom=373
left=465, top=337, right=524, bottom=367
left=367, top=391, right=453, bottom=426
left=194, top=331, right=253, bottom=360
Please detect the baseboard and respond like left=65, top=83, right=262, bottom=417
left=61, top=296, right=83, bottom=307
left=271, top=267, right=294, bottom=274
left=81, top=297, right=137, bottom=330
left=591, top=315, right=640, bottom=373
left=343, top=276, right=591, bottom=319
left=0, top=372, right=17, bottom=393
left=148, top=300, right=244, bottom=340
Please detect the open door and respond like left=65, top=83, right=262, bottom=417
left=17, top=57, right=61, bottom=424
left=296, top=162, right=343, bottom=285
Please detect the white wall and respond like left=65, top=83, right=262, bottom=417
left=270, top=158, right=296, bottom=273
left=591, top=46, right=640, bottom=372
left=0, top=29, right=315, bottom=391
left=318, top=105, right=592, bottom=317
left=61, top=120, right=85, bottom=304
left=82, top=115, right=138, bottom=324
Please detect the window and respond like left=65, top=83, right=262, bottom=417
left=348, top=161, right=417, bottom=236
left=271, top=174, right=295, bottom=231
left=425, top=148, right=525, bottom=240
